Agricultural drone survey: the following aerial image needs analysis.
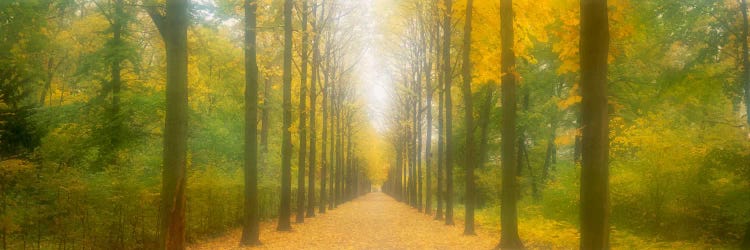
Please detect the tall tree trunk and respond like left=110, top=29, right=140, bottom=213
left=108, top=0, right=125, bottom=166
left=516, top=89, right=531, bottom=199
left=307, top=1, right=320, bottom=218
left=396, top=143, right=404, bottom=201
left=410, top=73, right=418, bottom=208
left=296, top=0, right=309, bottom=224
left=278, top=0, right=294, bottom=231
left=460, top=0, right=476, bottom=235
left=579, top=0, right=610, bottom=248
left=336, top=106, right=344, bottom=206
left=443, top=0, right=455, bottom=226
left=321, top=21, right=330, bottom=212
left=320, top=59, right=328, bottom=214
left=147, top=0, right=189, bottom=248
left=435, top=23, right=445, bottom=220
left=345, top=121, right=356, bottom=201
left=416, top=64, right=424, bottom=212
left=329, top=95, right=337, bottom=209
left=424, top=49, right=434, bottom=216
left=498, top=0, right=523, bottom=248
left=240, top=0, right=261, bottom=245
left=261, top=77, right=270, bottom=151
left=540, top=114, right=558, bottom=198
left=333, top=104, right=339, bottom=207
left=477, top=86, right=493, bottom=172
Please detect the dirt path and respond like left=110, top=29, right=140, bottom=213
left=189, top=192, right=497, bottom=249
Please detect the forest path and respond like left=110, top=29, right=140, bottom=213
left=189, top=192, right=497, bottom=249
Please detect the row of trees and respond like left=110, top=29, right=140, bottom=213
left=0, top=0, right=375, bottom=249
left=382, top=0, right=750, bottom=249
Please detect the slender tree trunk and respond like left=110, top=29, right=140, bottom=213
left=396, top=144, right=404, bottom=201
left=40, top=57, right=55, bottom=106
left=278, top=0, right=294, bottom=231
left=478, top=86, right=493, bottom=166
left=540, top=114, right=558, bottom=198
left=516, top=89, right=530, bottom=200
left=345, top=122, right=357, bottom=201
left=329, top=95, right=336, bottom=209
left=108, top=0, right=125, bottom=166
left=296, top=0, right=309, bottom=224
left=579, top=0, right=610, bottom=248
left=307, top=1, right=320, bottom=218
left=435, top=23, right=445, bottom=220
left=147, top=0, right=189, bottom=248
left=261, top=77, right=270, bottom=151
left=416, top=65, right=423, bottom=212
left=424, top=56, right=434, bottom=216
left=240, top=0, right=261, bottom=245
left=460, top=0, right=476, bottom=235
left=498, top=0, right=523, bottom=248
left=336, top=106, right=344, bottom=206
left=404, top=140, right=409, bottom=201
left=442, top=0, right=455, bottom=226
left=320, top=21, right=330, bottom=212
left=410, top=73, right=418, bottom=208
left=320, top=66, right=328, bottom=214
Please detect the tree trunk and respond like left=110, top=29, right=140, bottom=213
left=516, top=89, right=530, bottom=199
left=108, top=0, right=125, bottom=166
left=320, top=13, right=330, bottom=212
left=424, top=51, right=434, bottom=216
left=261, top=77, right=270, bottom=151
left=336, top=105, right=344, bottom=206
left=240, top=0, right=261, bottom=245
left=579, top=0, right=610, bottom=248
left=416, top=64, right=423, bottom=212
left=443, top=0, right=455, bottom=226
left=333, top=104, right=339, bottom=207
left=329, top=93, right=337, bottom=209
left=147, top=0, right=189, bottom=248
left=435, top=23, right=445, bottom=220
left=478, top=86, right=493, bottom=170
left=278, top=0, right=294, bottom=231
left=540, top=115, right=558, bottom=198
left=296, top=0, right=309, bottom=224
left=307, top=1, right=320, bottom=218
left=498, top=0, right=523, bottom=248
left=461, top=0, right=476, bottom=235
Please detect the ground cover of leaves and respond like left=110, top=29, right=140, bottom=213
left=189, top=192, right=498, bottom=249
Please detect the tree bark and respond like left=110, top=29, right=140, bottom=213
left=109, top=0, right=124, bottom=166
left=461, top=0, right=476, bottom=235
left=416, top=61, right=423, bottom=212
left=435, top=21, right=445, bottom=220
left=240, top=0, right=261, bottom=245
left=320, top=8, right=330, bottom=212
left=261, top=77, right=270, bottom=151
left=498, top=0, right=523, bottom=248
left=307, top=1, right=321, bottom=218
left=424, top=42, right=434, bottom=216
left=579, top=0, right=610, bottom=248
left=443, top=0, right=454, bottom=226
left=278, top=0, right=294, bottom=231
left=296, top=0, right=309, bottom=224
left=147, top=0, right=189, bottom=248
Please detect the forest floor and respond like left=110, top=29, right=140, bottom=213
left=188, top=192, right=498, bottom=249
